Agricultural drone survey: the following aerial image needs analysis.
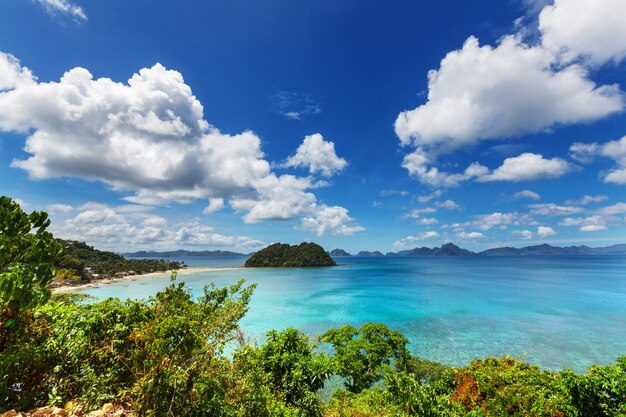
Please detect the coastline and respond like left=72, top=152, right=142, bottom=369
left=53, top=265, right=246, bottom=293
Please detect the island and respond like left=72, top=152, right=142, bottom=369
left=244, top=242, right=337, bottom=267
left=330, top=248, right=352, bottom=256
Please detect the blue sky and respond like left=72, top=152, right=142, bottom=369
left=1, top=0, right=626, bottom=253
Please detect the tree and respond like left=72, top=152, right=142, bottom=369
left=0, top=197, right=61, bottom=314
left=321, top=323, right=409, bottom=393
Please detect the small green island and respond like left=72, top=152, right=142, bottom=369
left=244, top=242, right=337, bottom=267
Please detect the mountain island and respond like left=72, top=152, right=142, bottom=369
left=244, top=242, right=337, bottom=267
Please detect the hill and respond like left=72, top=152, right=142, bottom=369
left=397, top=243, right=476, bottom=256
left=357, top=250, right=385, bottom=257
left=244, top=242, right=337, bottom=267
left=480, top=243, right=626, bottom=256
left=330, top=249, right=352, bottom=256
left=123, top=249, right=247, bottom=257
left=56, top=239, right=183, bottom=281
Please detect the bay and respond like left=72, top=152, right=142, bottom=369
left=75, top=255, right=626, bottom=373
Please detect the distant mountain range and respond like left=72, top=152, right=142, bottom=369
left=330, top=243, right=626, bottom=257
left=124, top=243, right=626, bottom=259
left=123, top=249, right=248, bottom=258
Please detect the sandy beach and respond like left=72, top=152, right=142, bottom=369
left=53, top=266, right=247, bottom=293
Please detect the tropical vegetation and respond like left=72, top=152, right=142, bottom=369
left=1, top=197, right=626, bottom=416
left=245, top=242, right=336, bottom=267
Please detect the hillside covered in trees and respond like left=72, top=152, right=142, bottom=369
left=245, top=242, right=337, bottom=267
left=55, top=239, right=183, bottom=283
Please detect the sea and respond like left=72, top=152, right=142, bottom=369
left=73, top=255, right=626, bottom=373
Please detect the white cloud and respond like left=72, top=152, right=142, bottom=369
left=298, top=205, right=365, bottom=236
left=0, top=53, right=35, bottom=91
left=456, top=231, right=484, bottom=239
left=436, top=199, right=462, bottom=211
left=512, top=190, right=541, bottom=201
left=46, top=203, right=74, bottom=213
left=478, top=153, right=571, bottom=182
left=35, top=0, right=87, bottom=21
left=394, top=0, right=625, bottom=187
left=539, top=0, right=626, bottom=65
left=569, top=136, right=626, bottom=184
left=395, top=35, right=622, bottom=152
left=559, top=215, right=610, bottom=232
left=52, top=203, right=264, bottom=251
left=467, top=212, right=532, bottom=230
left=565, top=195, right=608, bottom=205
left=392, top=231, right=440, bottom=250
left=513, top=229, right=534, bottom=239
left=537, top=225, right=557, bottom=238
left=416, top=189, right=442, bottom=203
left=402, top=206, right=437, bottom=219
left=283, top=133, right=347, bottom=177
left=203, top=198, right=225, bottom=214
left=418, top=218, right=438, bottom=225
left=401, top=149, right=488, bottom=187
left=598, top=202, right=626, bottom=216
left=0, top=51, right=361, bottom=236
left=529, top=203, right=584, bottom=216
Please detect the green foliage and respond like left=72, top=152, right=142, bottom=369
left=324, top=387, right=404, bottom=417
left=564, top=357, right=626, bottom=417
left=449, top=357, right=578, bottom=416
left=245, top=243, right=337, bottom=268
left=405, top=356, right=455, bottom=385
left=57, top=239, right=183, bottom=279
left=0, top=274, right=256, bottom=415
left=0, top=196, right=62, bottom=314
left=233, top=328, right=332, bottom=417
left=321, top=323, right=409, bottom=393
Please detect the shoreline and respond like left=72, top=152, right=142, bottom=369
left=53, top=265, right=246, bottom=293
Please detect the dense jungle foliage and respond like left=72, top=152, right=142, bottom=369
left=245, top=242, right=337, bottom=267
left=55, top=239, right=183, bottom=282
left=1, top=197, right=626, bottom=416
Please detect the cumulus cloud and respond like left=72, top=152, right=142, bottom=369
left=395, top=0, right=625, bottom=187
left=298, top=205, right=365, bottom=236
left=0, top=51, right=363, bottom=236
left=467, top=212, right=533, bottom=230
left=513, top=225, right=556, bottom=239
left=513, top=229, right=534, bottom=239
left=478, top=153, right=571, bottom=182
left=559, top=216, right=610, bottom=232
left=51, top=203, right=265, bottom=251
left=529, top=203, right=584, bottom=216
left=395, top=35, right=622, bottom=152
left=537, top=225, right=557, bottom=238
left=456, top=231, right=484, bottom=239
left=283, top=133, right=347, bottom=177
left=392, top=231, right=440, bottom=250
left=598, top=202, right=626, bottom=215
left=50, top=203, right=265, bottom=251
left=35, top=0, right=87, bottom=21
left=436, top=199, right=462, bottom=211
left=46, top=203, right=74, bottom=213
left=570, top=136, right=626, bottom=185
left=203, top=198, right=225, bottom=214
left=512, top=190, right=541, bottom=201
left=564, top=195, right=607, bottom=205
left=539, top=0, right=626, bottom=65
left=0, top=53, right=35, bottom=91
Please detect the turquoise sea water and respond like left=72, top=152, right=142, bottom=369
left=76, top=255, right=626, bottom=373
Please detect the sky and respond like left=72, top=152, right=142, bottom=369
left=1, top=0, right=626, bottom=253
